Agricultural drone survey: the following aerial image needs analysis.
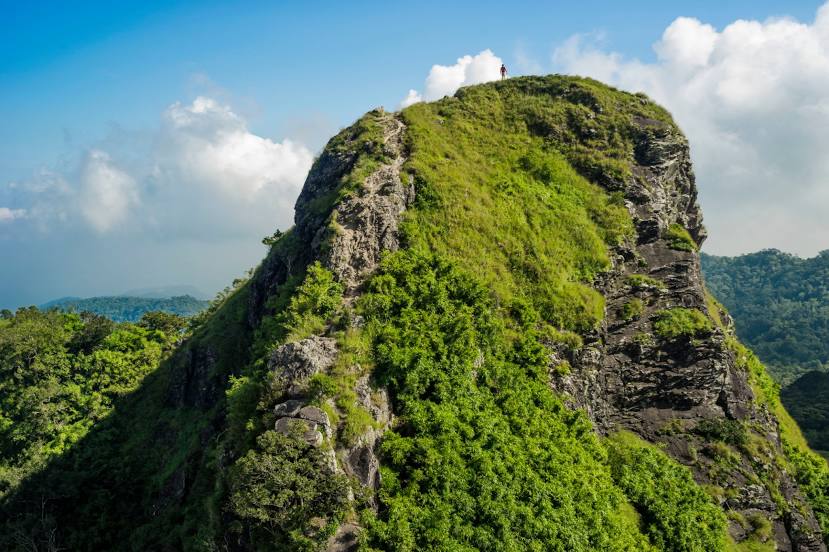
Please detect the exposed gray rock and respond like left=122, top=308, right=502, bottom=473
left=298, top=406, right=332, bottom=438
left=268, top=112, right=408, bottom=542
left=339, top=375, right=392, bottom=506
left=319, top=113, right=413, bottom=296
left=275, top=416, right=324, bottom=447
left=326, top=522, right=360, bottom=552
left=269, top=336, right=338, bottom=396
left=553, top=114, right=827, bottom=551
left=273, top=399, right=304, bottom=417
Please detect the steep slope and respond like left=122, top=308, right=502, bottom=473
left=701, top=249, right=829, bottom=385
left=783, top=372, right=829, bottom=456
left=2, top=75, right=828, bottom=552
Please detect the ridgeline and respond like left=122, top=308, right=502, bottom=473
left=2, top=75, right=828, bottom=551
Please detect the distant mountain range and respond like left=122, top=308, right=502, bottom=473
left=41, top=294, right=210, bottom=322
left=117, top=285, right=209, bottom=300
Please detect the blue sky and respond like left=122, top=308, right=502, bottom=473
left=1, top=1, right=827, bottom=309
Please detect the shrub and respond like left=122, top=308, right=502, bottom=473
left=695, top=419, right=748, bottom=447
left=276, top=262, right=343, bottom=342
left=227, top=429, right=349, bottom=549
left=606, top=431, right=727, bottom=552
left=619, top=299, right=645, bottom=321
left=627, top=274, right=667, bottom=291
left=665, top=223, right=698, bottom=252
left=652, top=308, right=712, bottom=340
left=359, top=250, right=654, bottom=551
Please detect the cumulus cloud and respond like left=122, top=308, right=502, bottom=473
left=553, top=4, right=829, bottom=256
left=401, top=49, right=503, bottom=107
left=78, top=150, right=138, bottom=232
left=160, top=97, right=311, bottom=202
left=6, top=96, right=313, bottom=240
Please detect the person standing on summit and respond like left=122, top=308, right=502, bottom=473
left=500, top=63, right=507, bottom=79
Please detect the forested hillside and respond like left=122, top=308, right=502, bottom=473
left=0, top=308, right=184, bottom=500
left=701, top=249, right=829, bottom=384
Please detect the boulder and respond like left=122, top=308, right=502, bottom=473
left=269, top=336, right=338, bottom=396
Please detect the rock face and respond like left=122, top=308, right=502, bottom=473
left=320, top=116, right=412, bottom=296
left=291, top=110, right=413, bottom=295
left=553, top=116, right=826, bottom=550
left=269, top=336, right=338, bottom=396
left=252, top=110, right=406, bottom=550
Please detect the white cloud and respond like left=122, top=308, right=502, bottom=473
left=78, top=150, right=138, bottom=232
left=0, top=207, right=26, bottom=223
left=553, top=4, right=829, bottom=256
left=401, top=49, right=503, bottom=107
left=400, top=89, right=423, bottom=108
left=159, top=96, right=312, bottom=203
left=6, top=96, right=313, bottom=240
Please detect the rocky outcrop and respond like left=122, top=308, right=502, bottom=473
left=321, top=115, right=412, bottom=296
left=553, top=115, right=826, bottom=550
left=274, top=405, right=332, bottom=447
left=269, top=336, right=339, bottom=396
left=256, top=111, right=407, bottom=550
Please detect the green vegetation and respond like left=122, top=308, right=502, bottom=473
left=730, top=338, right=829, bottom=543
left=782, top=371, right=829, bottom=455
left=665, top=223, right=698, bottom=252
left=619, top=298, right=645, bottom=321
left=360, top=251, right=651, bottom=550
left=627, top=273, right=667, bottom=290
left=652, top=308, right=713, bottom=340
left=227, top=427, right=349, bottom=550
left=605, top=431, right=728, bottom=552
left=398, top=76, right=650, bottom=333
left=695, top=419, right=748, bottom=447
left=0, top=307, right=183, bottom=498
left=701, top=250, right=829, bottom=385
left=41, top=294, right=209, bottom=322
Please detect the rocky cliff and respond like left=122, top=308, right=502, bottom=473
left=3, top=75, right=828, bottom=552
left=244, top=76, right=829, bottom=550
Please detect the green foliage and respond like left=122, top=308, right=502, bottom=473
left=605, top=431, right=728, bottom=552
left=138, top=310, right=187, bottom=335
left=665, top=223, right=698, bottom=252
left=41, top=294, right=209, bottom=322
left=619, top=298, right=645, bottom=321
left=276, top=261, right=344, bottom=343
left=627, top=274, right=667, bottom=290
left=652, top=308, right=713, bottom=340
left=0, top=307, right=177, bottom=498
left=701, top=249, right=829, bottom=385
left=399, top=76, right=642, bottom=333
left=695, top=419, right=748, bottom=447
left=730, top=338, right=829, bottom=543
left=227, top=428, right=350, bottom=550
left=262, top=228, right=285, bottom=247
left=359, top=250, right=653, bottom=551
left=782, top=371, right=829, bottom=454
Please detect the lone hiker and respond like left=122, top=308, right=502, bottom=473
left=500, top=63, right=508, bottom=80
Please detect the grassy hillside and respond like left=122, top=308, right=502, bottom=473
left=0, top=76, right=826, bottom=551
